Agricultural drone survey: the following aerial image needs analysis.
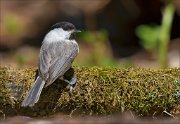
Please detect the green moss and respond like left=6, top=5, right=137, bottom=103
left=0, top=67, right=8, bottom=105
left=0, top=66, right=179, bottom=117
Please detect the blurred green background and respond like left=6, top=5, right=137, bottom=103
left=0, top=0, right=180, bottom=68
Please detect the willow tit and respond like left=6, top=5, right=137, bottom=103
left=22, top=22, right=80, bottom=107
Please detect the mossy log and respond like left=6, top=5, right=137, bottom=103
left=0, top=66, right=179, bottom=117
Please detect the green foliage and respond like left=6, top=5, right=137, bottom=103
left=136, top=25, right=160, bottom=51
left=78, top=30, right=108, bottom=43
left=17, top=55, right=25, bottom=66
left=158, top=3, right=175, bottom=68
left=76, top=30, right=121, bottom=67
left=135, top=3, right=175, bottom=68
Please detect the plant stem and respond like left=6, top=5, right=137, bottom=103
left=159, top=3, right=175, bottom=68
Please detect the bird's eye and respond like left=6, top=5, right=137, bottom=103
left=69, top=32, right=76, bottom=40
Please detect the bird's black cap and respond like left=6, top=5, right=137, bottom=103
left=51, top=21, right=75, bottom=31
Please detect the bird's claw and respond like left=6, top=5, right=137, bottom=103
left=64, top=76, right=77, bottom=95
left=70, top=85, right=73, bottom=95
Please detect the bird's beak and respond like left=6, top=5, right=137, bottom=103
left=74, top=30, right=81, bottom=33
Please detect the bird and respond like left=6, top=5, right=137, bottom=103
left=21, top=21, right=80, bottom=107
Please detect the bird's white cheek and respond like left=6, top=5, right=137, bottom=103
left=43, top=28, right=69, bottom=43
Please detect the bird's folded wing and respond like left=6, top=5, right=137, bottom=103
left=44, top=41, right=79, bottom=87
left=38, top=47, right=51, bottom=81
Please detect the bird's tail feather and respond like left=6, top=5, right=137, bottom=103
left=21, top=76, right=45, bottom=107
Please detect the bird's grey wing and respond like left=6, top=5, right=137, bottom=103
left=38, top=46, right=51, bottom=81
left=44, top=41, right=79, bottom=87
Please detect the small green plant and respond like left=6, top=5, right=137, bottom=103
left=77, top=30, right=121, bottom=67
left=17, top=55, right=25, bottom=66
left=136, top=24, right=160, bottom=54
left=136, top=2, right=175, bottom=68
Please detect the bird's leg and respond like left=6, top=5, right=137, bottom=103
left=63, top=67, right=76, bottom=94
left=64, top=75, right=76, bottom=94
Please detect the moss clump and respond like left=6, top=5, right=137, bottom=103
left=0, top=67, right=9, bottom=105
left=0, top=66, right=179, bottom=117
